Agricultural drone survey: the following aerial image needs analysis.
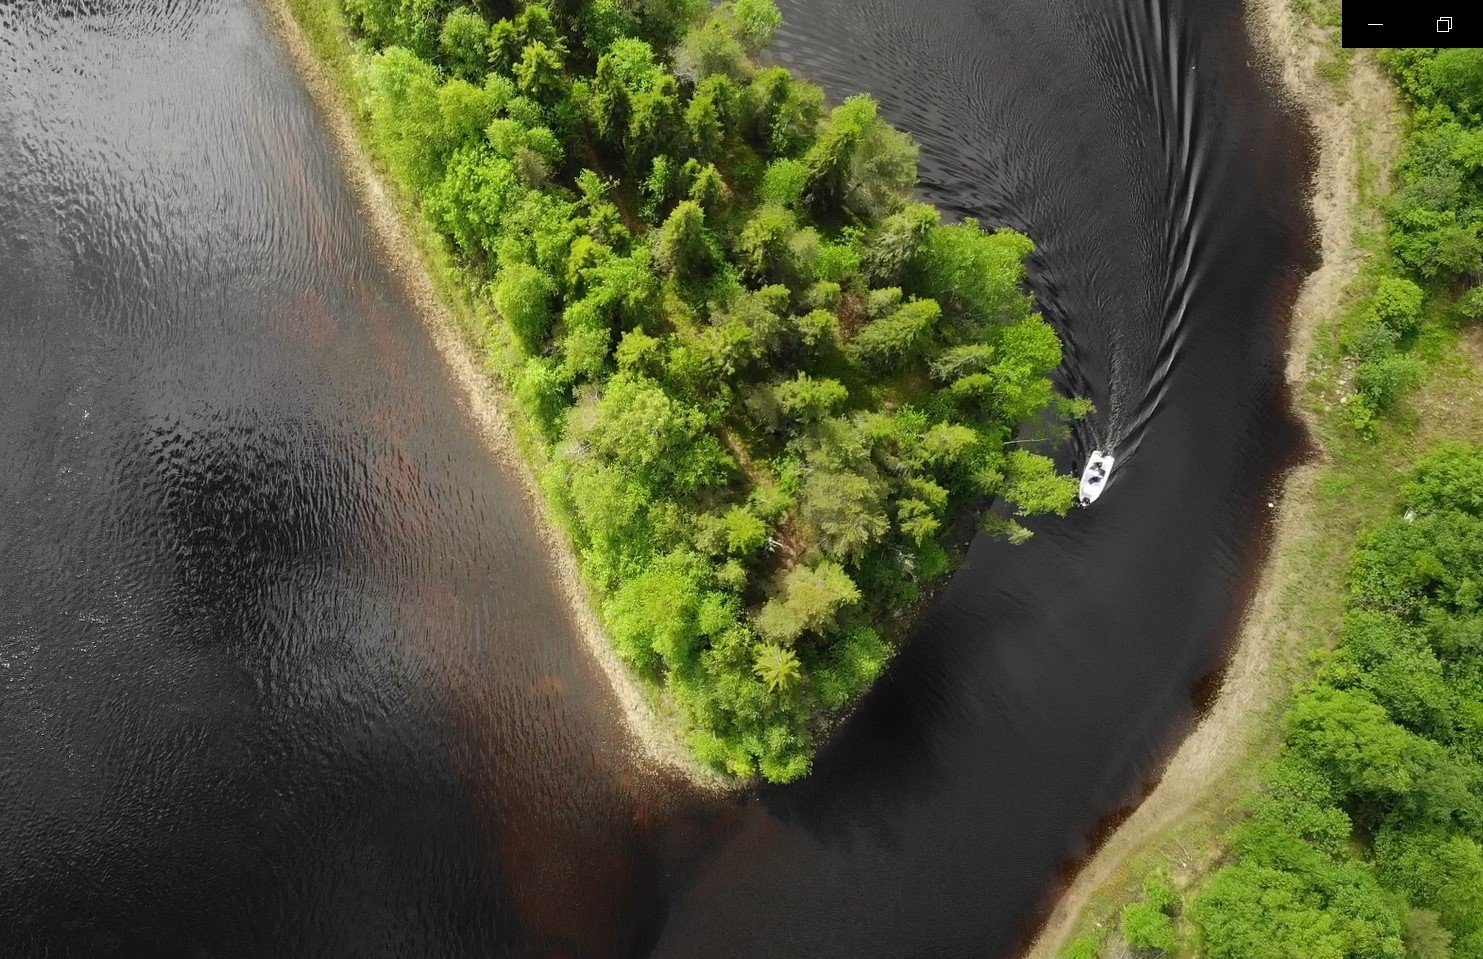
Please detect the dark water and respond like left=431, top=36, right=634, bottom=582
left=650, top=2, right=1311, bottom=955
left=0, top=0, right=1310, bottom=957
left=0, top=3, right=679, bottom=955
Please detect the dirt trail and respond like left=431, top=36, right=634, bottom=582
left=1025, top=3, right=1400, bottom=955
left=258, top=0, right=728, bottom=790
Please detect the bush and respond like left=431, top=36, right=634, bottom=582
left=1401, top=443, right=1483, bottom=515
left=1355, top=353, right=1424, bottom=413
left=1121, top=901, right=1177, bottom=953
left=438, top=7, right=488, bottom=80
left=1371, top=275, right=1425, bottom=338
left=493, top=263, right=555, bottom=353
left=1060, top=936, right=1100, bottom=959
left=515, top=356, right=566, bottom=439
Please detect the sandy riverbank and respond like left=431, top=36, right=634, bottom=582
left=258, top=0, right=729, bottom=790
left=1025, top=3, right=1400, bottom=956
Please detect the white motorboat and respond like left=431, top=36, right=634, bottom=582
left=1078, top=450, right=1114, bottom=506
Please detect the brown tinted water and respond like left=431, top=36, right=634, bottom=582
left=0, top=0, right=1310, bottom=956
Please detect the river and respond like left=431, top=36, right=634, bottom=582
left=0, top=0, right=1310, bottom=957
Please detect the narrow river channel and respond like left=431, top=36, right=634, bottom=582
left=0, top=0, right=1311, bottom=957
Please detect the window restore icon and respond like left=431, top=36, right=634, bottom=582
left=1437, top=16, right=1453, bottom=32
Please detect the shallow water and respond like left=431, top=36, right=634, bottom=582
left=0, top=0, right=1310, bottom=956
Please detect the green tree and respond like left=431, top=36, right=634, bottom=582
left=755, top=561, right=861, bottom=644
left=731, top=0, right=782, bottom=52
left=722, top=505, right=768, bottom=557
left=753, top=642, right=802, bottom=692
left=582, top=374, right=732, bottom=494
left=493, top=262, right=555, bottom=353
left=1401, top=443, right=1483, bottom=516
left=1121, top=901, right=1177, bottom=953
left=514, top=40, right=567, bottom=105
left=1059, top=937, right=1100, bottom=959
left=1375, top=827, right=1483, bottom=939
left=803, top=96, right=919, bottom=221
left=673, top=4, right=752, bottom=82
left=686, top=75, right=740, bottom=160
left=864, top=202, right=940, bottom=283
left=576, top=0, right=641, bottom=55
left=1120, top=877, right=1180, bottom=953
left=426, top=148, right=525, bottom=258
left=774, top=374, right=850, bottom=425
left=850, top=298, right=942, bottom=370
left=1371, top=276, right=1426, bottom=338
left=607, top=550, right=705, bottom=675
left=748, top=67, right=825, bottom=158
left=1192, top=860, right=1406, bottom=959
left=1005, top=450, right=1077, bottom=516
left=654, top=200, right=719, bottom=278
left=795, top=418, right=892, bottom=561
left=438, top=7, right=490, bottom=80
left=919, top=220, right=1037, bottom=324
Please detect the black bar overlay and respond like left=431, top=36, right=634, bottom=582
left=1342, top=2, right=1483, bottom=48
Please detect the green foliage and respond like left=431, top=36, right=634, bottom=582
left=1119, top=877, right=1180, bottom=954
left=773, top=373, right=849, bottom=424
left=654, top=200, right=719, bottom=278
left=345, top=0, right=449, bottom=55
left=731, top=0, right=782, bottom=52
left=1192, top=860, right=1406, bottom=959
left=437, top=7, right=488, bottom=80
left=607, top=549, right=705, bottom=676
left=578, top=373, right=733, bottom=495
left=514, top=40, right=567, bottom=105
left=1371, top=276, right=1426, bottom=338
left=325, top=0, right=1078, bottom=781
left=752, top=642, right=801, bottom=691
left=670, top=0, right=779, bottom=83
left=493, top=262, right=555, bottom=353
left=849, top=298, right=942, bottom=370
left=721, top=505, right=768, bottom=557
left=755, top=561, right=860, bottom=644
left=1059, top=937, right=1100, bottom=959
left=1356, top=353, right=1425, bottom=414
left=1121, top=901, right=1177, bottom=953
left=1401, top=443, right=1483, bottom=515
left=1337, top=49, right=1483, bottom=436
left=1404, top=909, right=1456, bottom=959
left=1187, top=446, right=1483, bottom=957
left=1005, top=449, right=1078, bottom=516
left=748, top=67, right=824, bottom=158
left=759, top=158, right=809, bottom=208
left=515, top=356, right=567, bottom=439
left=803, top=96, right=919, bottom=222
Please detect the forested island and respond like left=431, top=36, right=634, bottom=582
left=293, top=0, right=1078, bottom=781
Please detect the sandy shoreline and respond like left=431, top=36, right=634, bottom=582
left=258, top=0, right=729, bottom=789
left=1025, top=3, right=1400, bottom=956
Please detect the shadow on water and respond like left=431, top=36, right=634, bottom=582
left=0, top=0, right=1312, bottom=956
left=1, top=1, right=693, bottom=956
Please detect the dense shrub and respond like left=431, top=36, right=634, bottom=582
left=1189, top=445, right=1483, bottom=958
left=1120, top=877, right=1180, bottom=953
left=1336, top=50, right=1483, bottom=435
